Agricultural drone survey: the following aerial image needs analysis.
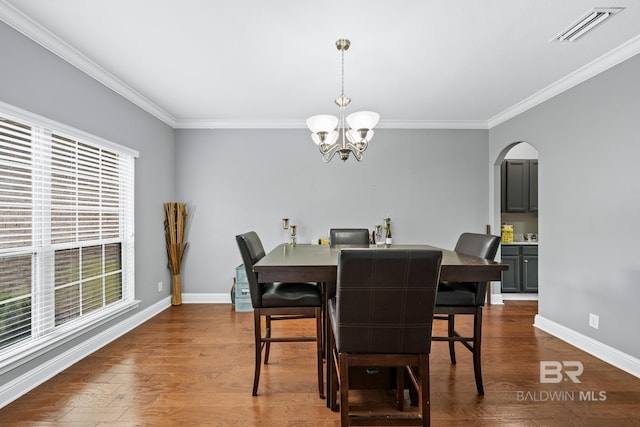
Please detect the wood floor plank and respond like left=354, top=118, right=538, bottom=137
left=1, top=302, right=638, bottom=426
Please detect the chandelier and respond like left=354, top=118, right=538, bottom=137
left=306, top=39, right=380, bottom=162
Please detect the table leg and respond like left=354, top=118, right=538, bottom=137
left=486, top=281, right=491, bottom=306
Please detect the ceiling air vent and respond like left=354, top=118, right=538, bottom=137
left=552, top=7, right=624, bottom=42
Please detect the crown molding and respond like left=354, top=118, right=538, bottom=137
left=488, top=34, right=640, bottom=129
left=0, top=0, right=177, bottom=128
left=3, top=0, right=639, bottom=131
left=378, top=120, right=488, bottom=130
left=175, top=119, right=489, bottom=130
left=174, top=119, right=305, bottom=129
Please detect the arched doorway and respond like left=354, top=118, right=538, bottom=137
left=492, top=141, right=539, bottom=303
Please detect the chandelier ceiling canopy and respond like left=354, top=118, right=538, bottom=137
left=306, top=39, right=380, bottom=162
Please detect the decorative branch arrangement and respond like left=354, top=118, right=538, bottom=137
left=164, top=202, right=188, bottom=305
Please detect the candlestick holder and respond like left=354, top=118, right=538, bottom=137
left=290, top=224, right=297, bottom=245
left=282, top=218, right=290, bottom=243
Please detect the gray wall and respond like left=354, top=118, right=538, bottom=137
left=490, top=53, right=640, bottom=358
left=4, top=10, right=638, bottom=399
left=175, top=128, right=492, bottom=294
left=0, top=22, right=175, bottom=383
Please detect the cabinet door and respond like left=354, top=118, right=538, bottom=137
left=504, top=160, right=530, bottom=212
left=522, top=255, right=538, bottom=292
left=501, top=161, right=507, bottom=212
left=529, top=160, right=538, bottom=212
left=501, top=255, right=520, bottom=292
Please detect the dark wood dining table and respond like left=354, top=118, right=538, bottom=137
left=253, top=243, right=508, bottom=407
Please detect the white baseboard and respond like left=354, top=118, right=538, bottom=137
left=489, top=294, right=503, bottom=305
left=534, top=314, right=640, bottom=378
left=181, top=293, right=231, bottom=304
left=489, top=293, right=539, bottom=305
left=0, top=296, right=172, bottom=409
left=502, top=293, right=539, bottom=301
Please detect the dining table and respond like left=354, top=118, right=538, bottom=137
left=252, top=242, right=508, bottom=407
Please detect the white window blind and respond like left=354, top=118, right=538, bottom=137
left=0, top=103, right=136, bottom=360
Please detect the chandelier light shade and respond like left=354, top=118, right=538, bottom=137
left=307, top=39, right=380, bottom=162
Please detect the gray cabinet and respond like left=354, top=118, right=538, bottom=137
left=501, top=159, right=538, bottom=213
left=522, top=246, right=538, bottom=292
left=500, top=249, right=520, bottom=292
left=501, top=245, right=538, bottom=293
left=529, top=160, right=538, bottom=212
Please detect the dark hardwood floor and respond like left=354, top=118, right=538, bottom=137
left=1, top=301, right=638, bottom=426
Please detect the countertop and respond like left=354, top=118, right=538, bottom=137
left=502, top=241, right=538, bottom=245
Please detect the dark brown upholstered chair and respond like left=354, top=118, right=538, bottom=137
left=328, top=249, right=442, bottom=426
left=236, top=231, right=324, bottom=397
left=433, top=232, right=501, bottom=395
left=329, top=228, right=370, bottom=246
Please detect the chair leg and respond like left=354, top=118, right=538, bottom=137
left=264, top=315, right=272, bottom=364
left=473, top=306, right=484, bottom=395
left=419, top=354, right=430, bottom=426
left=396, top=366, right=405, bottom=411
left=337, top=355, right=430, bottom=425
left=328, top=320, right=340, bottom=412
left=339, top=354, right=350, bottom=427
left=252, top=311, right=263, bottom=396
left=448, top=314, right=457, bottom=364
left=315, top=308, right=325, bottom=399
left=320, top=282, right=326, bottom=357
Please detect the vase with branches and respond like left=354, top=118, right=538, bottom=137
left=164, top=202, right=188, bottom=305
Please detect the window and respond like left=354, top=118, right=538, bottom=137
left=0, top=102, right=137, bottom=364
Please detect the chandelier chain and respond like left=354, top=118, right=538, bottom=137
left=341, top=46, right=345, bottom=100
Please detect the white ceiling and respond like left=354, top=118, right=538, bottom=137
left=2, top=0, right=640, bottom=129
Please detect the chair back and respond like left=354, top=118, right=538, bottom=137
left=329, top=228, right=370, bottom=246
left=452, top=232, right=501, bottom=306
left=454, top=232, right=501, bottom=260
left=235, top=231, right=266, bottom=308
left=334, top=249, right=442, bottom=354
